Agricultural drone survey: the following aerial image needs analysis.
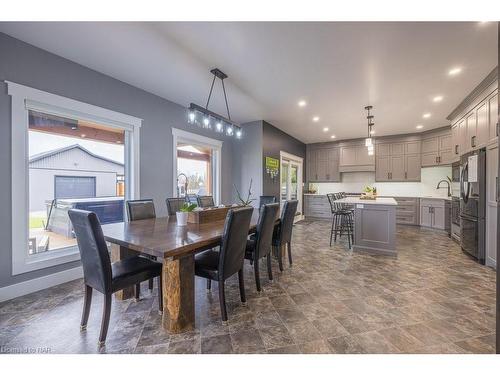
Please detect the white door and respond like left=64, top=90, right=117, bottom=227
left=280, top=152, right=303, bottom=219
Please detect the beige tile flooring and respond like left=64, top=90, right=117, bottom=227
left=0, top=220, right=496, bottom=354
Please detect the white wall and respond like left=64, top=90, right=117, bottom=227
left=313, top=166, right=452, bottom=198
left=29, top=169, right=118, bottom=211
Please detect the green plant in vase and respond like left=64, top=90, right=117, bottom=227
left=176, top=202, right=197, bottom=226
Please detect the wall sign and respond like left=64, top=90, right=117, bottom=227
left=265, top=156, right=279, bottom=180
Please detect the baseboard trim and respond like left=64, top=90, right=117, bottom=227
left=0, top=266, right=83, bottom=302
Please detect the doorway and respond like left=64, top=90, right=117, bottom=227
left=280, top=151, right=303, bottom=220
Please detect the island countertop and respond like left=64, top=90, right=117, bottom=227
left=335, top=197, right=398, bottom=206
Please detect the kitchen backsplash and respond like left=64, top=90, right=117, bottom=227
left=313, top=166, right=452, bottom=198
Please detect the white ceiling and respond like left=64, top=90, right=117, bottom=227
left=0, top=22, right=497, bottom=143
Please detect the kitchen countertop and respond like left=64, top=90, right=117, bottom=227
left=335, top=197, right=398, bottom=206
left=304, top=193, right=451, bottom=200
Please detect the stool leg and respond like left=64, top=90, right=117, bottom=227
left=330, top=215, right=335, bottom=246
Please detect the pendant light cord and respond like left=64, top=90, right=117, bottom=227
left=221, top=79, right=231, bottom=121
left=205, top=71, right=232, bottom=121
left=205, top=74, right=217, bottom=110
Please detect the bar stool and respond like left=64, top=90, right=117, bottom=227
left=326, top=193, right=354, bottom=249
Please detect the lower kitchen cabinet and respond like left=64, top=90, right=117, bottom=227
left=394, top=197, right=419, bottom=225
left=303, top=195, right=332, bottom=219
left=420, top=198, right=448, bottom=230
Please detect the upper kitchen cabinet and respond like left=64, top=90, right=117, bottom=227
left=306, top=144, right=340, bottom=182
left=375, top=135, right=421, bottom=181
left=420, top=128, right=453, bottom=167
left=338, top=140, right=375, bottom=172
left=447, top=67, right=498, bottom=156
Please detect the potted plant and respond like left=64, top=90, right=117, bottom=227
left=176, top=203, right=197, bottom=226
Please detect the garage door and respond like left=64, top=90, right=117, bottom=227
left=54, top=176, right=96, bottom=199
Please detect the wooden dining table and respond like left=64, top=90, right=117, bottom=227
left=101, top=209, right=267, bottom=334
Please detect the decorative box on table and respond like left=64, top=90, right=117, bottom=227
left=187, top=206, right=236, bottom=224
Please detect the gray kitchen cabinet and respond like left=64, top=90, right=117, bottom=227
left=304, top=195, right=332, bottom=219
left=459, top=119, right=467, bottom=156
left=486, top=143, right=498, bottom=268
left=488, top=92, right=498, bottom=143
left=393, top=197, right=419, bottom=225
left=338, top=142, right=375, bottom=172
left=405, top=154, right=421, bottom=181
left=306, top=146, right=340, bottom=182
left=451, top=123, right=460, bottom=162
left=419, top=198, right=446, bottom=230
left=465, top=111, right=477, bottom=152
left=375, top=137, right=421, bottom=181
left=476, top=101, right=489, bottom=148
left=421, top=130, right=452, bottom=167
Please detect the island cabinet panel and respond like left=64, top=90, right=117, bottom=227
left=375, top=136, right=421, bottom=181
left=303, top=195, right=332, bottom=219
left=421, top=129, right=452, bottom=167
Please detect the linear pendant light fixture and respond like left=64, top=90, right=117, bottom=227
left=364, top=105, right=375, bottom=155
left=187, top=68, right=242, bottom=139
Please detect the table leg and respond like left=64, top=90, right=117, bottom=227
left=110, top=244, right=136, bottom=300
left=162, top=255, right=195, bottom=333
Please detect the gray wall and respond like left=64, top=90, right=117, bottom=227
left=262, top=121, right=306, bottom=200
left=232, top=121, right=263, bottom=208
left=0, top=32, right=235, bottom=287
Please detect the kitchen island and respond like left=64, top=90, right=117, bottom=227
left=336, top=197, right=398, bottom=256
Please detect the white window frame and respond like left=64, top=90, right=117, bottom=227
left=172, top=128, right=222, bottom=205
left=6, top=81, right=142, bottom=275
left=280, top=150, right=304, bottom=221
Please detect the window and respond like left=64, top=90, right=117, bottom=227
left=172, top=128, right=222, bottom=204
left=7, top=81, right=141, bottom=275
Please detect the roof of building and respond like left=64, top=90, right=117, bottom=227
left=29, top=144, right=124, bottom=166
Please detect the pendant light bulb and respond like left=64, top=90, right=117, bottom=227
left=188, top=111, right=196, bottom=124
left=365, top=137, right=373, bottom=147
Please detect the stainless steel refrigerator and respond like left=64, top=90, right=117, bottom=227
left=460, top=149, right=486, bottom=264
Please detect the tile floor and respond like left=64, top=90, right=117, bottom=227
left=0, top=221, right=496, bottom=354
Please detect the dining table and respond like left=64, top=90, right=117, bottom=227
left=101, top=208, right=269, bottom=334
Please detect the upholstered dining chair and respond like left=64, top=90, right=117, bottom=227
left=272, top=199, right=298, bottom=271
left=126, top=199, right=157, bottom=292
left=194, top=206, right=254, bottom=322
left=258, top=195, right=277, bottom=209
left=68, top=209, right=162, bottom=347
left=245, top=203, right=279, bottom=291
left=166, top=197, right=187, bottom=216
left=197, top=195, right=215, bottom=208
left=185, top=194, right=198, bottom=205
left=126, top=199, right=156, bottom=221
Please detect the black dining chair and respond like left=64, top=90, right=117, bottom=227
left=185, top=194, right=198, bottom=205
left=272, top=200, right=298, bottom=272
left=126, top=199, right=157, bottom=292
left=166, top=197, right=187, bottom=216
left=245, top=203, right=280, bottom=292
left=258, top=195, right=277, bottom=209
left=68, top=209, right=162, bottom=347
left=197, top=195, right=215, bottom=208
left=126, top=199, right=156, bottom=221
left=194, top=206, right=254, bottom=322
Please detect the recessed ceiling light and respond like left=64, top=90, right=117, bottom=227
left=330, top=135, right=336, bottom=139
left=416, top=125, right=424, bottom=129
left=448, top=67, right=462, bottom=76
left=298, top=100, right=307, bottom=107
left=433, top=95, right=443, bottom=103
left=312, top=116, right=320, bottom=122
left=323, top=127, right=329, bottom=132
left=423, top=113, right=431, bottom=119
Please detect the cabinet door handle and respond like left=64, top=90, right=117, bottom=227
left=471, top=136, right=476, bottom=148
left=405, top=171, right=407, bottom=180
left=455, top=145, right=458, bottom=155
left=387, top=172, right=390, bottom=180
left=435, top=156, right=438, bottom=164
left=390, top=172, right=392, bottom=179
left=326, top=174, right=330, bottom=180
left=496, top=123, right=499, bottom=137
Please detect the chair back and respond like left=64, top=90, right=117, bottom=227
left=276, top=200, right=298, bottom=244
left=259, top=195, right=276, bottom=209
left=185, top=194, right=198, bottom=205
left=327, top=193, right=338, bottom=213
left=219, top=206, right=254, bottom=280
left=254, top=203, right=279, bottom=260
left=197, top=195, right=215, bottom=208
left=68, top=209, right=112, bottom=294
left=166, top=197, right=187, bottom=216
left=126, top=199, right=156, bottom=221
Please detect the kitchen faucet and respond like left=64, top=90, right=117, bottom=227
left=436, top=179, right=451, bottom=197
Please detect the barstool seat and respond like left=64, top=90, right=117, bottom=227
left=327, top=193, right=354, bottom=249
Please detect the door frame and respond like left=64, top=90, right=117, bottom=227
left=280, top=151, right=304, bottom=221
